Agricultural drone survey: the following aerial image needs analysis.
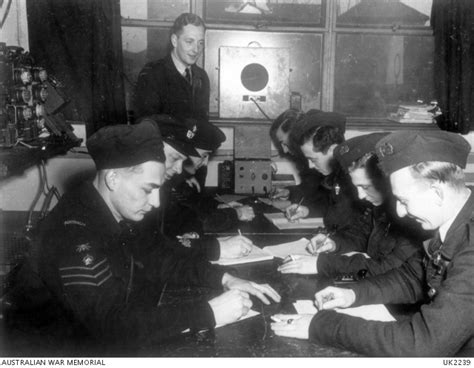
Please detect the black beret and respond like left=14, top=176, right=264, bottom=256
left=87, top=120, right=165, bottom=170
left=137, top=115, right=199, bottom=157
left=334, top=132, right=389, bottom=170
left=193, top=123, right=226, bottom=151
left=375, top=130, right=471, bottom=175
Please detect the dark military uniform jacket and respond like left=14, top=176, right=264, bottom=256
left=37, top=182, right=225, bottom=349
left=317, top=203, right=423, bottom=277
left=157, top=173, right=240, bottom=261
left=309, top=190, right=474, bottom=356
left=133, top=54, right=210, bottom=124
left=307, top=166, right=373, bottom=254
left=284, top=155, right=329, bottom=215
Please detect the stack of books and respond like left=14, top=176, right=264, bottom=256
left=390, top=104, right=437, bottom=124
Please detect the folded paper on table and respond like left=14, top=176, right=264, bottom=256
left=263, top=238, right=311, bottom=259
left=210, top=245, right=273, bottom=266
left=293, top=300, right=395, bottom=322
left=182, top=309, right=260, bottom=333
left=264, top=212, right=324, bottom=230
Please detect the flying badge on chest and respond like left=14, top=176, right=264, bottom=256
left=82, top=254, right=94, bottom=266
left=76, top=243, right=91, bottom=253
left=334, top=183, right=340, bottom=196
left=187, top=125, right=197, bottom=139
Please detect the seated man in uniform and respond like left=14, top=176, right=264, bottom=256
left=277, top=133, right=423, bottom=278
left=269, top=109, right=327, bottom=212
left=271, top=130, right=474, bottom=357
left=165, top=119, right=256, bottom=233
left=287, top=110, right=372, bottom=253
left=138, top=115, right=255, bottom=260
left=35, top=121, right=280, bottom=351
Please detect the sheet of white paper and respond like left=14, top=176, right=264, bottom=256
left=293, top=300, right=317, bottom=314
left=264, top=212, right=324, bottom=230
left=263, top=238, right=311, bottom=259
left=216, top=309, right=260, bottom=328
left=210, top=245, right=273, bottom=266
left=182, top=309, right=260, bottom=333
left=335, top=304, right=395, bottom=321
left=293, top=300, right=395, bottom=322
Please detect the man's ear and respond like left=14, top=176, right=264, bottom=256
left=328, top=144, right=338, bottom=156
left=171, top=34, right=178, bottom=49
left=430, top=181, right=444, bottom=206
left=104, top=170, right=119, bottom=191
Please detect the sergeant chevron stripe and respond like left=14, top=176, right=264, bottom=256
left=59, top=258, right=113, bottom=287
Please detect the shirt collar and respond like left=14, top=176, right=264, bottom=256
left=439, top=215, right=456, bottom=243
left=79, top=182, right=122, bottom=237
left=171, top=51, right=188, bottom=76
left=440, top=188, right=473, bottom=242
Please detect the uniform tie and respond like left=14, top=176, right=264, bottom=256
left=185, top=67, right=192, bottom=85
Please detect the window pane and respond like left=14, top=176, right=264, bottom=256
left=336, top=0, right=432, bottom=28
left=204, top=0, right=324, bottom=27
left=121, top=0, right=190, bottom=21
left=205, top=30, right=323, bottom=116
left=122, top=27, right=170, bottom=110
left=334, top=33, right=434, bottom=118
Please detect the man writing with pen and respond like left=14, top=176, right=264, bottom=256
left=136, top=114, right=255, bottom=262
left=271, top=130, right=474, bottom=356
left=278, top=133, right=423, bottom=278
left=30, top=121, right=280, bottom=352
left=283, top=110, right=373, bottom=254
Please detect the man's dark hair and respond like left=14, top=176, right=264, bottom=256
left=270, top=109, right=303, bottom=157
left=170, top=13, right=206, bottom=38
left=299, top=125, right=345, bottom=154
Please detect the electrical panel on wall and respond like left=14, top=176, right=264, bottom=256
left=0, top=44, right=48, bottom=146
left=233, top=125, right=272, bottom=195
left=218, top=46, right=290, bottom=119
left=0, top=43, right=80, bottom=148
left=234, top=160, right=272, bottom=195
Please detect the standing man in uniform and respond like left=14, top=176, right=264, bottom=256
left=134, top=12, right=209, bottom=128
left=271, top=130, right=474, bottom=356
left=35, top=121, right=280, bottom=351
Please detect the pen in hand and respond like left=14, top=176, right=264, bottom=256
left=315, top=292, right=335, bottom=311
left=287, top=196, right=305, bottom=220
left=307, top=231, right=334, bottom=255
left=238, top=229, right=252, bottom=256
left=282, top=255, right=294, bottom=264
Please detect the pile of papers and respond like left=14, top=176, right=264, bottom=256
left=390, top=104, right=436, bottom=124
